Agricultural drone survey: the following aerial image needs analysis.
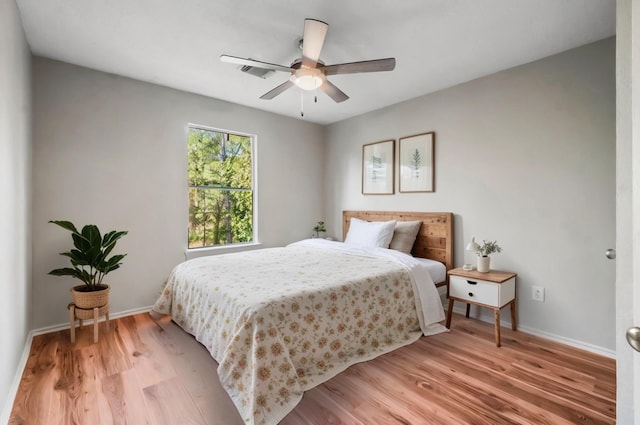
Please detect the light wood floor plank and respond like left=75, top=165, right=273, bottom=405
left=425, top=336, right=614, bottom=423
left=154, top=317, right=244, bottom=425
left=414, top=336, right=613, bottom=424
left=143, top=377, right=207, bottom=425
left=281, top=386, right=362, bottom=425
left=10, top=313, right=615, bottom=425
left=60, top=346, right=103, bottom=425
left=101, top=369, right=154, bottom=425
left=10, top=334, right=60, bottom=424
left=117, top=314, right=177, bottom=389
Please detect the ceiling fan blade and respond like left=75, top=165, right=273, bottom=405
left=220, top=55, right=293, bottom=73
left=260, top=80, right=295, bottom=100
left=320, top=58, right=396, bottom=76
left=301, top=19, right=329, bottom=69
left=320, top=80, right=349, bottom=103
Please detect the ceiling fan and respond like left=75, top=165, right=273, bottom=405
left=220, top=18, right=396, bottom=105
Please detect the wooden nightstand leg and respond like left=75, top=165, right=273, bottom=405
left=446, top=299, right=454, bottom=328
left=493, top=308, right=501, bottom=347
left=510, top=300, right=517, bottom=331
left=465, top=303, right=470, bottom=318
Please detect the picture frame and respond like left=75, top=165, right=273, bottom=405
left=399, top=132, right=435, bottom=192
left=362, top=139, right=395, bottom=195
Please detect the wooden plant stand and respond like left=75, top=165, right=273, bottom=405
left=68, top=303, right=110, bottom=343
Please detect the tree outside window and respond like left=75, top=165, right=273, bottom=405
left=187, top=127, right=254, bottom=248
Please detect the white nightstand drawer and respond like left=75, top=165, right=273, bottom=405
left=449, top=275, right=515, bottom=307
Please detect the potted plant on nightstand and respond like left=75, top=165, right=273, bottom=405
left=313, top=221, right=326, bottom=238
left=476, top=239, right=502, bottom=273
left=48, top=220, right=128, bottom=309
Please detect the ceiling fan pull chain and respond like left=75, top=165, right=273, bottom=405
left=300, top=91, right=304, bottom=117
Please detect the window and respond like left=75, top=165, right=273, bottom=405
left=187, top=125, right=255, bottom=249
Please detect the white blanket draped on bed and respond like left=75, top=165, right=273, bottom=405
left=152, top=239, right=446, bottom=425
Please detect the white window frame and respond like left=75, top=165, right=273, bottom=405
left=185, top=123, right=259, bottom=257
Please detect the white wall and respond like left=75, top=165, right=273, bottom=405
left=325, top=38, right=616, bottom=352
left=0, top=0, right=32, bottom=417
left=31, top=58, right=325, bottom=329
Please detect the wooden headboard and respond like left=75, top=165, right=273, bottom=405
left=342, top=211, right=454, bottom=274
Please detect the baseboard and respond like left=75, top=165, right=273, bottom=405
left=449, top=304, right=616, bottom=359
left=1, top=329, right=34, bottom=425
left=1, top=305, right=154, bottom=425
left=516, top=325, right=616, bottom=359
left=31, top=305, right=153, bottom=336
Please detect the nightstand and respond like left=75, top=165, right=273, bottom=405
left=446, top=267, right=517, bottom=347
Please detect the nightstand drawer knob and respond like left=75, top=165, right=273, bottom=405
left=467, top=280, right=477, bottom=285
left=468, top=292, right=474, bottom=297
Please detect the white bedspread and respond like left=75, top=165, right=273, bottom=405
left=152, top=240, right=446, bottom=424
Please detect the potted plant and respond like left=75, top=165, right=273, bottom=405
left=49, top=220, right=128, bottom=309
left=476, top=239, right=502, bottom=272
left=313, top=221, right=326, bottom=238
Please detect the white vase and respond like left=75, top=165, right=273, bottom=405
left=477, top=256, right=491, bottom=273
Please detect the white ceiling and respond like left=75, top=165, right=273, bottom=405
left=16, top=0, right=615, bottom=125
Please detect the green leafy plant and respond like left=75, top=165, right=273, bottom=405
left=48, top=220, right=128, bottom=291
left=313, top=221, right=326, bottom=238
left=477, top=240, right=502, bottom=257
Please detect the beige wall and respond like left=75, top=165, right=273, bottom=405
left=0, top=0, right=32, bottom=420
left=31, top=58, right=325, bottom=328
left=324, top=38, right=616, bottom=353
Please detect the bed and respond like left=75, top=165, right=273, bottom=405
left=152, top=211, right=454, bottom=425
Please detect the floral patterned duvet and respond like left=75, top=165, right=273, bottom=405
left=152, top=239, right=446, bottom=425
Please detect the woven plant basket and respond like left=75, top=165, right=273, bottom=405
left=71, top=284, right=110, bottom=309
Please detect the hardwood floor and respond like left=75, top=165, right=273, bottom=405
left=10, top=312, right=615, bottom=425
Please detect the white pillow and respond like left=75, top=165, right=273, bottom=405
left=344, top=218, right=397, bottom=248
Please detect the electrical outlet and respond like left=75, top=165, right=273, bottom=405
left=532, top=285, right=545, bottom=302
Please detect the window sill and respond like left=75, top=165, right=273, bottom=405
left=185, top=242, right=263, bottom=260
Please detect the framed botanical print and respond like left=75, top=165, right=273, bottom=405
left=362, top=139, right=395, bottom=195
left=399, top=132, right=435, bottom=192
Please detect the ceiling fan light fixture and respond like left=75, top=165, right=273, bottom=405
left=222, top=18, right=394, bottom=104
left=292, top=68, right=324, bottom=90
